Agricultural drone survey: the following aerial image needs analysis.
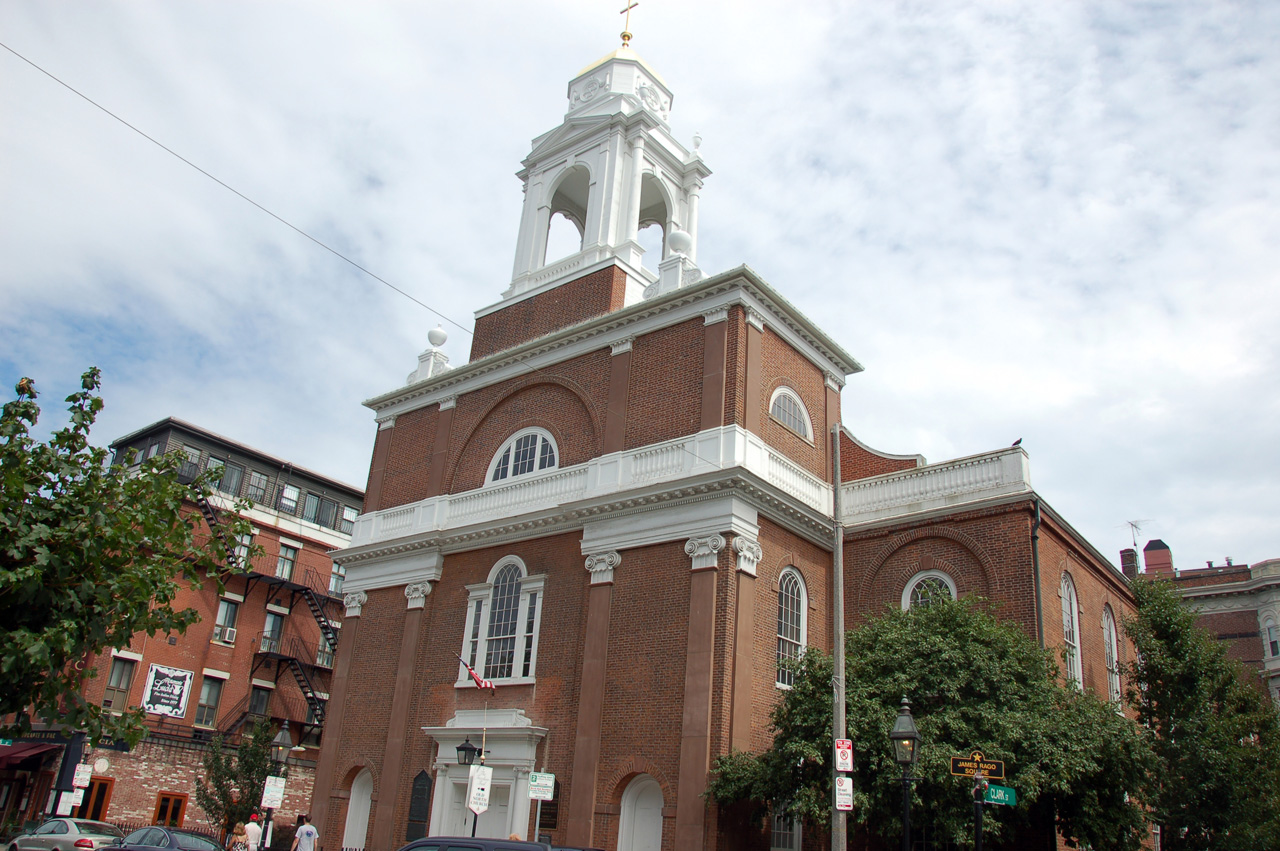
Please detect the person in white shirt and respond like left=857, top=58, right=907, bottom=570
left=291, top=815, right=318, bottom=851
left=244, top=815, right=262, bottom=851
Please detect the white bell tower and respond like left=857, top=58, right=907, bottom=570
left=503, top=46, right=712, bottom=304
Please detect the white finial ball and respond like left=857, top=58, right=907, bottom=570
left=427, top=325, right=448, bottom=347
left=668, top=229, right=693, bottom=255
left=692, top=132, right=703, bottom=150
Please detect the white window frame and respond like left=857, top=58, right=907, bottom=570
left=770, top=810, right=801, bottom=851
left=456, top=557, right=545, bottom=687
left=486, top=428, right=559, bottom=485
left=1061, top=572, right=1083, bottom=690
left=1265, top=616, right=1279, bottom=658
left=1103, top=605, right=1122, bottom=707
left=194, top=675, right=225, bottom=729
left=901, top=570, right=957, bottom=611
left=768, top=386, right=813, bottom=441
left=776, top=567, right=808, bottom=689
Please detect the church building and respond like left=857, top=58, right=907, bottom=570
left=311, top=40, right=1136, bottom=851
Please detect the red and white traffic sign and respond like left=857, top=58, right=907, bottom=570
left=834, top=776, right=853, bottom=811
left=834, top=739, right=853, bottom=772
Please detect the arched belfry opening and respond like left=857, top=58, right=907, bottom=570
left=544, top=164, right=591, bottom=265
left=636, top=173, right=671, bottom=274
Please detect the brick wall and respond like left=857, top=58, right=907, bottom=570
left=470, top=266, right=628, bottom=361
left=624, top=319, right=705, bottom=450
left=756, top=328, right=829, bottom=481
left=839, top=431, right=919, bottom=481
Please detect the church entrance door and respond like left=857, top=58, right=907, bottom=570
left=617, top=775, right=662, bottom=851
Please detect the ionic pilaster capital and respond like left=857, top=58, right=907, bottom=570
left=732, top=536, right=763, bottom=577
left=405, top=581, right=434, bottom=609
left=343, top=591, right=368, bottom=617
left=586, top=551, right=622, bottom=585
left=685, top=534, right=726, bottom=571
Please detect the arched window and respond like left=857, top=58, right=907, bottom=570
left=1061, top=573, right=1082, bottom=689
left=458, top=557, right=545, bottom=685
left=902, top=570, right=956, bottom=611
left=543, top=165, right=590, bottom=266
left=769, top=387, right=812, bottom=440
left=488, top=428, right=558, bottom=484
left=776, top=568, right=807, bottom=688
left=1103, top=605, right=1121, bottom=706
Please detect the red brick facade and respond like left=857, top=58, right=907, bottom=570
left=319, top=257, right=1137, bottom=851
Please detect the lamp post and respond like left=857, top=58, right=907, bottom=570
left=261, top=721, right=293, bottom=851
left=888, top=697, right=921, bottom=851
left=456, top=738, right=483, bottom=837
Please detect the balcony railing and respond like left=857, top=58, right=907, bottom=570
left=839, top=447, right=1031, bottom=526
left=349, top=425, right=834, bottom=551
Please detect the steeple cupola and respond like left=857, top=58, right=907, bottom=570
left=502, top=47, right=712, bottom=304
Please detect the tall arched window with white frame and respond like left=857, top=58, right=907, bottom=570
left=1103, top=605, right=1121, bottom=706
left=458, top=557, right=545, bottom=685
left=776, top=568, right=807, bottom=688
left=1061, top=572, right=1083, bottom=690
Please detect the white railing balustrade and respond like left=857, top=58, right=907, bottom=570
left=840, top=448, right=1030, bottom=525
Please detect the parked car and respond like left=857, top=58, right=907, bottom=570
left=111, top=828, right=221, bottom=851
left=8, top=819, right=124, bottom=851
left=396, top=838, right=549, bottom=851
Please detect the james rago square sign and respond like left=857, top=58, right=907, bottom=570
left=949, top=751, right=1005, bottom=780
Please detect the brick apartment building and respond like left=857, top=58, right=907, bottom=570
left=1131, top=540, right=1280, bottom=704
left=310, top=44, right=1139, bottom=851
left=0, top=420, right=363, bottom=837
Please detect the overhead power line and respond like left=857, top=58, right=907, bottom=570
left=0, top=39, right=472, bottom=336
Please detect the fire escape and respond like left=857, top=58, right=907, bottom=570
left=182, top=463, right=342, bottom=744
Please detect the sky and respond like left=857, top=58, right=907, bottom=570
left=2, top=1, right=1277, bottom=572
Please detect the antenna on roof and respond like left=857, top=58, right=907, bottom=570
left=1125, top=519, right=1153, bottom=548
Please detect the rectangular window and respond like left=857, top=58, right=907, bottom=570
left=179, top=446, right=201, bottom=481
left=154, top=793, right=186, bottom=827
left=245, top=471, right=269, bottom=503
left=144, top=442, right=161, bottom=460
left=302, top=493, right=320, bottom=523
left=210, top=458, right=243, bottom=497
left=340, top=505, right=358, bottom=534
left=771, top=812, right=800, bottom=851
left=316, top=632, right=335, bottom=668
left=1269, top=625, right=1279, bottom=658
left=248, top=686, right=271, bottom=717
left=213, top=600, right=239, bottom=643
left=279, top=485, right=300, bottom=514
left=329, top=563, right=346, bottom=596
left=521, top=591, right=538, bottom=678
left=234, top=533, right=253, bottom=567
left=276, top=545, right=298, bottom=581
left=318, top=498, right=337, bottom=530
left=194, top=678, right=224, bottom=728
left=102, top=658, right=136, bottom=711
left=261, top=612, right=284, bottom=653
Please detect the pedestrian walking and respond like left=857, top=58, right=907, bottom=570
left=290, top=815, right=318, bottom=851
left=244, top=815, right=262, bottom=851
left=228, top=824, right=249, bottom=851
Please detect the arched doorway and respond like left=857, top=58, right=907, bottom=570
left=342, top=769, right=373, bottom=851
left=617, top=774, right=663, bottom=851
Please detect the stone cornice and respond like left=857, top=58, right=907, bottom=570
left=363, top=266, right=862, bottom=419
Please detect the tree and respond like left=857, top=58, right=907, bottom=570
left=0, top=369, right=252, bottom=746
left=195, top=720, right=274, bottom=834
left=1125, top=578, right=1280, bottom=851
left=708, top=598, right=1152, bottom=849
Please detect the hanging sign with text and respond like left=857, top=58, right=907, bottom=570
left=260, top=775, right=286, bottom=809
left=949, top=751, right=1005, bottom=780
left=141, top=664, right=194, bottom=718
left=468, top=765, right=493, bottom=814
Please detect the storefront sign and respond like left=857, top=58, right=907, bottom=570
left=142, top=664, right=194, bottom=718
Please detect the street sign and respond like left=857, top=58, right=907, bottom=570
left=834, top=739, right=853, bottom=772
left=528, top=772, right=556, bottom=801
left=467, top=765, right=493, bottom=814
left=949, top=750, right=1005, bottom=780
left=260, top=775, right=286, bottom=809
left=984, top=784, right=1017, bottom=806
left=0, top=739, right=12, bottom=746
left=834, top=776, right=853, bottom=811
left=73, top=763, right=93, bottom=788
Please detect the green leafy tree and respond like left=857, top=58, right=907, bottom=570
left=195, top=720, right=274, bottom=834
left=0, top=369, right=252, bottom=746
left=1125, top=578, right=1280, bottom=850
left=708, top=598, right=1152, bottom=850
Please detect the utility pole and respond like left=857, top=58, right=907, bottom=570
left=831, top=424, right=847, bottom=851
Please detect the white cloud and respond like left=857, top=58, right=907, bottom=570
left=1, top=0, right=1277, bottom=568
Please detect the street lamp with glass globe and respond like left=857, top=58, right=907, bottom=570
left=888, top=697, right=921, bottom=851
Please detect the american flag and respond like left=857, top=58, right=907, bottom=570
left=456, top=653, right=497, bottom=693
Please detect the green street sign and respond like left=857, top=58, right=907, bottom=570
left=0, top=739, right=12, bottom=746
left=984, top=784, right=1017, bottom=806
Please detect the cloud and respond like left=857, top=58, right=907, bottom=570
left=1, top=0, right=1277, bottom=568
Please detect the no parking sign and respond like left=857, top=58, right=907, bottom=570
left=834, top=739, right=853, bottom=772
